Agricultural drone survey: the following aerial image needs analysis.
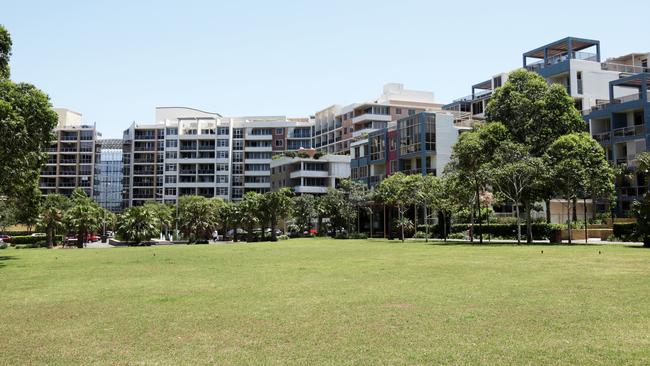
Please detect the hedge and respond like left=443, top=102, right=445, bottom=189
left=9, top=235, right=63, bottom=245
left=416, top=223, right=559, bottom=240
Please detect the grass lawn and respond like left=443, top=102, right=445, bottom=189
left=1, top=238, right=650, bottom=365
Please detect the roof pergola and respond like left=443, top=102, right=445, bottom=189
left=523, top=37, right=600, bottom=66
left=609, top=73, right=650, bottom=100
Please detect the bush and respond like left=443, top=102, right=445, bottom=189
left=277, top=235, right=289, bottom=241
left=0, top=243, right=7, bottom=249
left=413, top=231, right=431, bottom=239
left=334, top=232, right=349, bottom=239
left=10, top=236, right=44, bottom=245
left=449, top=223, right=557, bottom=240
left=447, top=232, right=465, bottom=240
left=349, top=233, right=368, bottom=239
left=613, top=223, right=638, bottom=242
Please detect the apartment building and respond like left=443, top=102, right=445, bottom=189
left=313, top=83, right=442, bottom=155
left=350, top=111, right=467, bottom=187
left=94, top=139, right=123, bottom=212
left=270, top=151, right=351, bottom=194
left=121, top=107, right=313, bottom=208
left=39, top=108, right=98, bottom=197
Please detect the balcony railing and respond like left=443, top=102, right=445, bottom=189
left=525, top=51, right=598, bottom=72
left=592, top=132, right=611, bottom=143
left=613, top=125, right=644, bottom=138
left=601, top=62, right=649, bottom=74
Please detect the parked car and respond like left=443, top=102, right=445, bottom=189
left=106, top=231, right=114, bottom=238
left=30, top=233, right=46, bottom=237
left=0, top=234, right=11, bottom=242
left=65, top=234, right=99, bottom=242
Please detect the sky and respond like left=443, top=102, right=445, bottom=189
left=3, top=0, right=649, bottom=138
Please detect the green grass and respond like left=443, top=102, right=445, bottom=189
left=1, top=238, right=650, bottom=365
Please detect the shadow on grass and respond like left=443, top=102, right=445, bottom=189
left=0, top=255, right=18, bottom=269
left=419, top=240, right=617, bottom=248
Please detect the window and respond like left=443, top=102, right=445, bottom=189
left=201, top=129, right=215, bottom=135
left=217, top=127, right=229, bottom=135
left=165, top=164, right=176, bottom=172
left=232, top=152, right=243, bottom=162
left=217, top=150, right=229, bottom=159
left=389, top=137, right=396, bottom=151
left=233, top=128, right=244, bottom=139
left=217, top=139, right=229, bottom=147
left=275, top=139, right=284, bottom=147
left=216, top=187, right=229, bottom=196
left=369, top=135, right=385, bottom=161
left=408, top=109, right=416, bottom=116
left=164, top=187, right=176, bottom=196
left=216, top=175, right=229, bottom=183
left=165, top=175, right=177, bottom=184
left=275, top=128, right=284, bottom=135
left=165, top=151, right=177, bottom=159
left=233, top=140, right=243, bottom=150
left=493, top=76, right=502, bottom=88
left=165, top=139, right=178, bottom=148
left=216, top=164, right=229, bottom=171
left=390, top=160, right=397, bottom=174
left=396, top=108, right=402, bottom=115
left=354, top=147, right=361, bottom=158
left=232, top=164, right=243, bottom=174
left=166, top=128, right=178, bottom=135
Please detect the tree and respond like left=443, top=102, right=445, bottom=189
left=375, top=173, right=421, bottom=242
left=259, top=189, right=293, bottom=241
left=64, top=188, right=101, bottom=247
left=240, top=192, right=262, bottom=242
left=339, top=179, right=374, bottom=235
left=484, top=142, right=544, bottom=244
left=0, top=25, right=58, bottom=202
left=0, top=25, right=11, bottom=79
left=178, top=195, right=218, bottom=243
left=0, top=197, right=16, bottom=234
left=220, top=201, right=243, bottom=242
left=144, top=202, right=174, bottom=240
left=545, top=133, right=613, bottom=244
left=292, top=194, right=316, bottom=234
left=38, top=194, right=69, bottom=248
left=14, top=185, right=42, bottom=232
left=117, top=206, right=160, bottom=245
left=446, top=123, right=510, bottom=243
left=320, top=188, right=355, bottom=236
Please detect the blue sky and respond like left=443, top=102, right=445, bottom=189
left=3, top=0, right=649, bottom=137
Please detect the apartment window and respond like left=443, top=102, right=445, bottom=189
left=408, top=109, right=416, bottom=116
left=396, top=108, right=402, bottom=115
left=165, top=151, right=177, bottom=159
left=275, top=139, right=284, bottom=147
left=216, top=164, right=229, bottom=171
left=233, top=140, right=244, bottom=151
left=577, top=71, right=583, bottom=94
left=216, top=175, right=229, bottom=183
left=166, top=128, right=178, bottom=135
left=217, top=150, right=229, bottom=159
left=233, top=128, right=244, bottom=139
left=389, top=137, right=396, bottom=151
left=354, top=146, right=361, bottom=158
left=165, top=163, right=177, bottom=172
left=217, top=139, right=229, bottom=147
left=165, top=175, right=177, bottom=184
left=166, top=139, right=178, bottom=148
left=275, top=128, right=284, bottom=135
left=164, top=187, right=176, bottom=196
left=216, top=187, right=228, bottom=196
left=232, top=164, right=243, bottom=174
left=390, top=160, right=397, bottom=174
left=232, top=151, right=243, bottom=162
left=217, top=127, right=229, bottom=135
left=369, top=135, right=385, bottom=161
left=493, top=76, right=502, bottom=88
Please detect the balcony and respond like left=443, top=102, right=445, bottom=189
left=613, top=125, right=645, bottom=139
left=591, top=132, right=611, bottom=143
left=294, top=186, right=327, bottom=194
left=602, top=62, right=648, bottom=74
left=525, top=51, right=598, bottom=72
left=290, top=170, right=329, bottom=179
left=352, top=113, right=391, bottom=125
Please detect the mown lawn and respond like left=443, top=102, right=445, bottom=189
left=1, top=238, right=650, bottom=365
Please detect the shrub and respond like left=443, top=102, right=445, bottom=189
left=447, top=232, right=465, bottom=240
left=10, top=236, right=45, bottom=245
left=334, top=232, right=349, bottom=239
left=449, top=223, right=557, bottom=240
left=277, top=235, right=289, bottom=240
left=413, top=231, right=430, bottom=239
left=0, top=243, right=7, bottom=249
left=349, top=233, right=368, bottom=239
left=613, top=223, right=637, bottom=242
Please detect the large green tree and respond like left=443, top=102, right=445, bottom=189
left=292, top=194, right=316, bottom=234
left=240, top=192, right=262, bottom=241
left=446, top=123, right=510, bottom=243
left=545, top=133, right=613, bottom=244
left=0, top=25, right=58, bottom=201
left=375, top=173, right=421, bottom=242
left=259, top=189, right=293, bottom=241
left=320, top=188, right=355, bottom=237
left=178, top=195, right=219, bottom=243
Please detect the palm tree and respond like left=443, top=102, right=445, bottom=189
left=259, top=189, right=293, bottom=241
left=178, top=195, right=217, bottom=243
left=64, top=189, right=101, bottom=248
left=117, top=206, right=160, bottom=245
left=38, top=194, right=69, bottom=248
left=241, top=192, right=262, bottom=241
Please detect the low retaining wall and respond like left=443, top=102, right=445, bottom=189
left=561, top=228, right=612, bottom=241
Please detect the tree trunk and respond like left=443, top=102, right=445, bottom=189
left=469, top=201, right=475, bottom=243
left=476, top=184, right=483, bottom=244
left=424, top=206, right=429, bottom=243
left=644, top=236, right=650, bottom=248
left=317, top=216, right=324, bottom=236
left=369, top=209, right=374, bottom=239
left=515, top=202, right=521, bottom=245
left=442, top=211, right=447, bottom=242
left=271, top=220, right=277, bottom=241
left=545, top=199, right=551, bottom=224
left=567, top=200, right=572, bottom=245
left=233, top=225, right=239, bottom=242
left=47, top=226, right=54, bottom=249
left=584, top=198, right=588, bottom=244
left=525, top=201, right=533, bottom=244
left=399, top=207, right=405, bottom=242
left=572, top=198, right=578, bottom=222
